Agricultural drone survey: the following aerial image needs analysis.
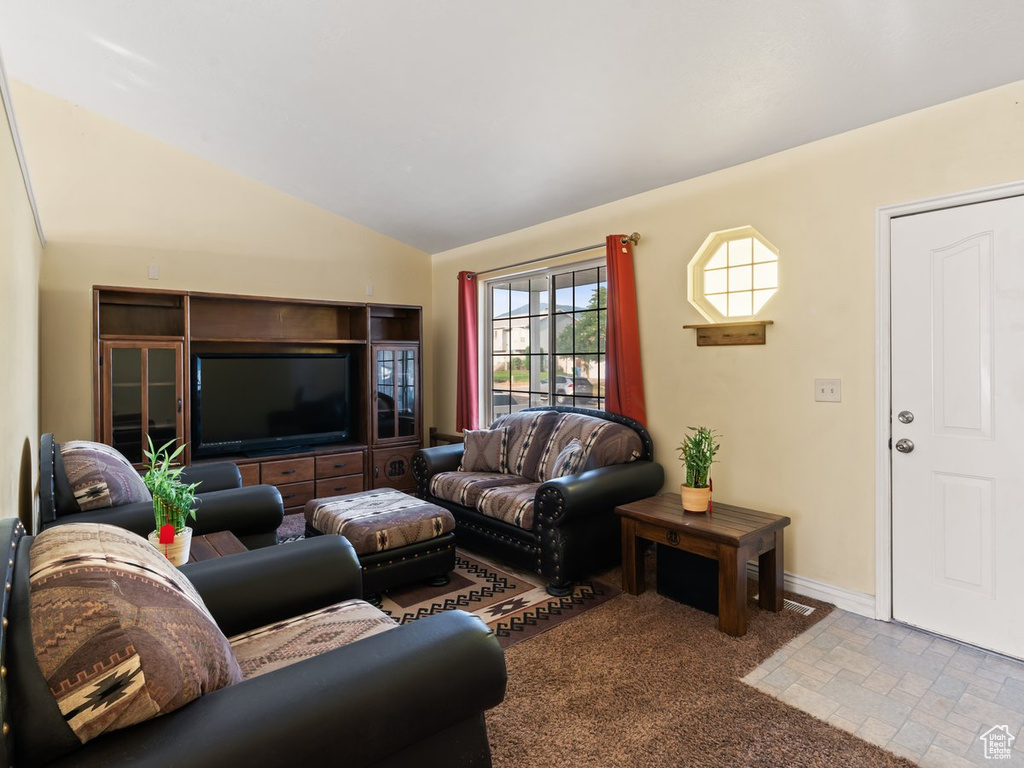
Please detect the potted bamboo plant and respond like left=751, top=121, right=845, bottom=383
left=677, top=426, right=720, bottom=514
left=142, top=438, right=201, bottom=565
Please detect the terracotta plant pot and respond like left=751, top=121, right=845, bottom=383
left=148, top=526, right=193, bottom=566
left=680, top=484, right=711, bottom=514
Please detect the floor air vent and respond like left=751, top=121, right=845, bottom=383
left=753, top=596, right=815, bottom=616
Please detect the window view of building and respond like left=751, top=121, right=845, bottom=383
left=486, top=261, right=606, bottom=421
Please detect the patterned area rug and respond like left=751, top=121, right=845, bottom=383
left=380, top=553, right=620, bottom=650
left=277, top=512, right=306, bottom=542
left=275, top=514, right=619, bottom=650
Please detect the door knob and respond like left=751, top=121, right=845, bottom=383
left=897, top=410, right=914, bottom=424
left=895, top=438, right=915, bottom=454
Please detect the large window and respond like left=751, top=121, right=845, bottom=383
left=486, top=261, right=606, bottom=421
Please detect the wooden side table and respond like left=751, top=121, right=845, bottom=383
left=188, top=530, right=248, bottom=562
left=615, top=494, right=790, bottom=637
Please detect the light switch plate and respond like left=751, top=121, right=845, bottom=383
left=815, top=378, right=841, bottom=403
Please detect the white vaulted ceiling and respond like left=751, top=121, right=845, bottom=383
left=2, top=1, right=1024, bottom=253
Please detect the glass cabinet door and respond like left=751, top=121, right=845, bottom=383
left=109, top=347, right=144, bottom=462
left=101, top=341, right=184, bottom=464
left=373, top=344, right=418, bottom=443
left=375, top=348, right=395, bottom=441
left=147, top=347, right=180, bottom=448
left=396, top=348, right=417, bottom=438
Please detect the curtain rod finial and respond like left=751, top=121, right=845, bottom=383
left=622, top=232, right=641, bottom=246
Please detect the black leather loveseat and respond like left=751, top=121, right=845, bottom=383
left=0, top=517, right=507, bottom=767
left=413, top=406, right=664, bottom=595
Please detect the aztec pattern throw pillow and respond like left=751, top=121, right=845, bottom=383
left=459, top=427, right=510, bottom=473
left=29, top=523, right=242, bottom=745
left=59, top=440, right=151, bottom=512
left=542, top=438, right=587, bottom=481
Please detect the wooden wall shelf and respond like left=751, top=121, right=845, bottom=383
left=683, top=320, right=773, bottom=346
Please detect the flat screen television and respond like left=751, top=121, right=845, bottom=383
left=191, top=353, right=355, bottom=457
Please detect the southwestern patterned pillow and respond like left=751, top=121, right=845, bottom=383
left=59, top=440, right=151, bottom=511
left=459, top=427, right=509, bottom=473
left=493, top=410, right=560, bottom=481
left=29, top=523, right=242, bottom=744
left=540, top=438, right=587, bottom=481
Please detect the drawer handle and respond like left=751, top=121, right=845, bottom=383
left=280, top=469, right=296, bottom=476
left=332, top=463, right=348, bottom=469
left=282, top=493, right=296, bottom=501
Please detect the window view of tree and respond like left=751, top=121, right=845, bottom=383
left=487, top=263, right=605, bottom=421
left=555, top=285, right=605, bottom=352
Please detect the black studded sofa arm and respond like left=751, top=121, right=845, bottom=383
left=535, top=461, right=666, bottom=526
left=412, top=443, right=465, bottom=495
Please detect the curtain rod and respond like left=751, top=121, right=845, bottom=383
left=473, top=232, right=640, bottom=278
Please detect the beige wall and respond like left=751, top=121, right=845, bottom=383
left=0, top=92, right=42, bottom=528
left=432, top=80, right=1024, bottom=597
left=10, top=82, right=434, bottom=444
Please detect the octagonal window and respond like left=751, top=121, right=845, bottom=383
left=688, top=226, right=778, bottom=322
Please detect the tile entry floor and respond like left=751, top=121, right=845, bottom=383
left=744, top=610, right=1024, bottom=766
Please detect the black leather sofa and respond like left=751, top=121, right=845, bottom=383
left=39, top=433, right=284, bottom=548
left=0, top=517, right=507, bottom=767
left=413, top=406, right=664, bottom=594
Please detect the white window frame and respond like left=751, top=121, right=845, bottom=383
left=482, top=257, right=607, bottom=426
left=687, top=225, right=779, bottom=322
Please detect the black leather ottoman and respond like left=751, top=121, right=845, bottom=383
left=304, top=489, right=457, bottom=597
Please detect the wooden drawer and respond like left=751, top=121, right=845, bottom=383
left=315, top=476, right=365, bottom=498
left=276, top=480, right=316, bottom=511
left=316, top=451, right=365, bottom=479
left=261, top=457, right=315, bottom=485
left=238, top=463, right=261, bottom=487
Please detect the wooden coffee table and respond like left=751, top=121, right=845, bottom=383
left=615, top=495, right=790, bottom=637
left=188, top=530, right=248, bottom=562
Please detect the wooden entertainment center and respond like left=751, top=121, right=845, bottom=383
left=92, top=286, right=423, bottom=514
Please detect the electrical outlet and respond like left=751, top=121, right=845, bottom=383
left=147, top=265, right=160, bottom=280
left=814, top=378, right=841, bottom=403
left=365, top=283, right=374, bottom=296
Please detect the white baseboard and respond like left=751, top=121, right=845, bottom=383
left=745, top=562, right=877, bottom=618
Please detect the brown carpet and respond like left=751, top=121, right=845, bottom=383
left=277, top=512, right=911, bottom=765
left=488, top=559, right=916, bottom=768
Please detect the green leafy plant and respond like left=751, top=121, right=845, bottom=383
left=142, top=438, right=201, bottom=533
left=677, top=426, right=720, bottom=488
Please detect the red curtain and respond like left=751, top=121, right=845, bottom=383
left=456, top=271, right=480, bottom=432
left=605, top=234, right=647, bottom=425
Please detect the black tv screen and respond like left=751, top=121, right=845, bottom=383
left=191, top=353, right=354, bottom=457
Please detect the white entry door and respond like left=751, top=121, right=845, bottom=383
left=891, top=195, right=1024, bottom=660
